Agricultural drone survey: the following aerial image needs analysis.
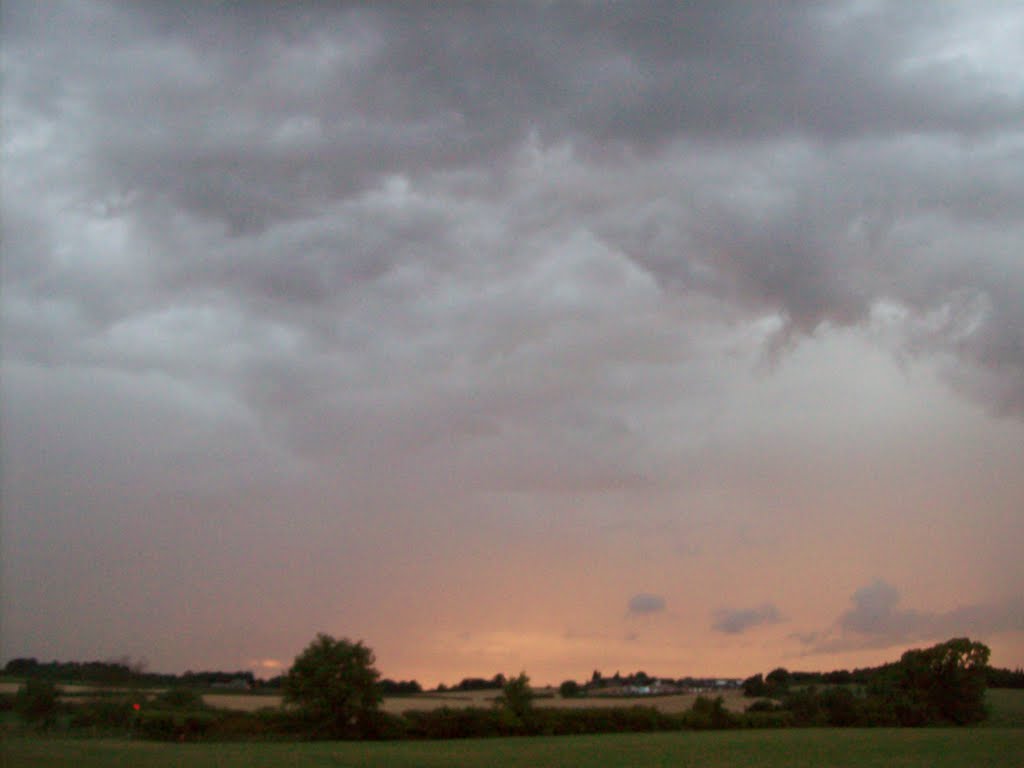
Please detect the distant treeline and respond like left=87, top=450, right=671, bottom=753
left=436, top=674, right=507, bottom=692
left=0, top=658, right=264, bottom=689
left=5, top=644, right=1021, bottom=696
left=0, top=657, right=430, bottom=696
left=743, top=662, right=1024, bottom=694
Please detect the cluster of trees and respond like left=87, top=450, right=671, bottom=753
left=743, top=657, right=1023, bottom=693
left=742, top=638, right=992, bottom=726
left=2, top=658, right=266, bottom=690
left=378, top=679, right=423, bottom=695
left=436, top=674, right=507, bottom=692
left=986, top=666, right=1024, bottom=689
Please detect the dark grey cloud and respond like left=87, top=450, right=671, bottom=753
left=5, top=0, right=1022, bottom=422
left=713, top=604, right=783, bottom=635
left=628, top=594, right=666, bottom=616
left=800, top=580, right=1024, bottom=654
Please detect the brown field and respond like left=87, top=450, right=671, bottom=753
left=202, top=687, right=749, bottom=713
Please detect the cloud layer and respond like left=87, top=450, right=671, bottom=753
left=2, top=1, right=1023, bottom=680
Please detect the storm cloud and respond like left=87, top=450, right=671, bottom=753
left=2, top=1, right=1023, bottom=681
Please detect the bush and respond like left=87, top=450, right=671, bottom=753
left=136, top=710, right=218, bottom=741
left=403, top=707, right=507, bottom=739
left=14, top=679, right=61, bottom=729
left=745, top=698, right=781, bottom=713
left=69, top=697, right=138, bottom=731
left=153, top=687, right=205, bottom=710
left=684, top=695, right=734, bottom=729
left=559, top=680, right=581, bottom=698
left=819, top=686, right=862, bottom=726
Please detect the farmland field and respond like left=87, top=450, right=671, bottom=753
left=4, top=728, right=1023, bottom=768
left=203, top=687, right=750, bottom=713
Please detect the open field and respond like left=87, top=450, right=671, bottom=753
left=202, top=689, right=752, bottom=713
left=0, top=683, right=744, bottom=713
left=5, top=728, right=1024, bottom=768
left=205, top=687, right=750, bottom=713
left=986, top=688, right=1024, bottom=727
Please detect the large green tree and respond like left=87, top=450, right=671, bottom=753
left=283, top=633, right=381, bottom=737
left=897, top=637, right=990, bottom=724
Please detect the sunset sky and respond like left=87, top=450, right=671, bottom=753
left=2, top=1, right=1022, bottom=687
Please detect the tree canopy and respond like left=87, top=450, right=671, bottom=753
left=283, top=633, right=381, bottom=737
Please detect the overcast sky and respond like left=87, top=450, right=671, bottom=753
left=3, top=1, right=1023, bottom=684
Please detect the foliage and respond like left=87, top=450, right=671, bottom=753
left=378, top=679, right=422, bottom=695
left=1, top=657, right=270, bottom=691
left=444, top=674, right=506, bottom=692
left=886, top=637, right=990, bottom=725
left=14, top=678, right=62, bottom=729
left=68, top=697, right=138, bottom=732
left=686, top=695, right=735, bottom=729
left=986, top=666, right=1024, bottom=689
left=743, top=673, right=769, bottom=697
left=135, top=710, right=219, bottom=741
left=495, top=672, right=534, bottom=720
left=745, top=638, right=992, bottom=727
left=765, top=668, right=791, bottom=690
left=152, top=687, right=206, bottom=710
left=559, top=679, right=581, bottom=698
left=283, top=633, right=381, bottom=738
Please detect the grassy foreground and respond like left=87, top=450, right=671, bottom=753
left=5, top=728, right=1024, bottom=768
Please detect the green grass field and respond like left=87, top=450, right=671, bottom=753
left=4, top=729, right=1024, bottom=768
left=986, top=688, right=1024, bottom=727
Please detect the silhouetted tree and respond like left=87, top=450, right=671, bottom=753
left=742, top=673, right=769, bottom=697
left=283, top=633, right=381, bottom=738
left=765, top=667, right=791, bottom=693
left=496, top=672, right=534, bottom=719
left=895, top=637, right=990, bottom=724
left=559, top=680, right=581, bottom=698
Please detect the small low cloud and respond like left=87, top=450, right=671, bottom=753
left=628, top=593, right=666, bottom=615
left=713, top=603, right=783, bottom=634
left=799, top=579, right=1024, bottom=654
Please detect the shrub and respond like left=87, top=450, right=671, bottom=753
left=14, top=679, right=61, bottom=729
left=153, top=687, right=205, bottom=710
left=559, top=680, right=581, bottom=698
left=402, top=707, right=506, bottom=739
left=685, top=695, right=734, bottom=729
left=136, top=710, right=218, bottom=741
left=69, top=697, right=137, bottom=731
